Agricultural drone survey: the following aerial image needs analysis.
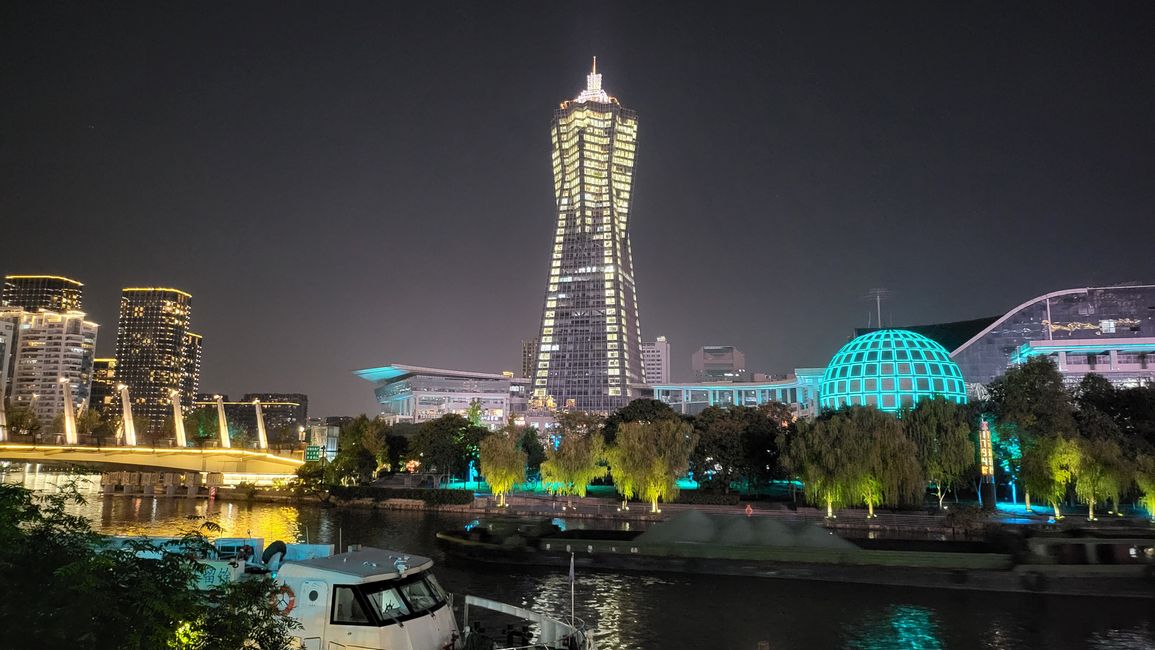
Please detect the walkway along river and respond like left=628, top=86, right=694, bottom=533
left=8, top=470, right=1155, bottom=649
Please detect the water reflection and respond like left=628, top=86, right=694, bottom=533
left=844, top=605, right=943, bottom=649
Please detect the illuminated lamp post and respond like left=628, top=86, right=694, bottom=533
left=170, top=389, right=187, bottom=448
left=214, top=395, right=231, bottom=448
left=117, top=384, right=137, bottom=446
left=253, top=399, right=269, bottom=450
left=59, top=377, right=78, bottom=445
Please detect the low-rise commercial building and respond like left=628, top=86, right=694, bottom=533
left=355, top=364, right=535, bottom=431
left=647, top=368, right=825, bottom=417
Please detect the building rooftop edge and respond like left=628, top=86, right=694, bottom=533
left=4, top=274, right=84, bottom=286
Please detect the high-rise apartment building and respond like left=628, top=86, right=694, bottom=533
left=88, top=358, right=117, bottom=416
left=641, top=336, right=671, bottom=384
left=114, top=287, right=201, bottom=434
left=692, top=345, right=748, bottom=382
left=533, top=60, right=643, bottom=412
left=2, top=275, right=84, bottom=312
left=0, top=308, right=98, bottom=424
left=520, top=338, right=539, bottom=379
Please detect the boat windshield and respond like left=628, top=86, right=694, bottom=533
left=362, top=573, right=449, bottom=625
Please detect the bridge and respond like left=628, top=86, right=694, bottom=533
left=0, top=443, right=305, bottom=476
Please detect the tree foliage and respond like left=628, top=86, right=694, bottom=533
left=612, top=419, right=697, bottom=512
left=904, top=398, right=976, bottom=508
left=602, top=398, right=680, bottom=445
left=540, top=412, right=605, bottom=499
left=0, top=478, right=297, bottom=648
left=478, top=428, right=527, bottom=506
left=410, top=414, right=490, bottom=485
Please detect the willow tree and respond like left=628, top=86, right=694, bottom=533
left=613, top=420, right=697, bottom=513
left=540, top=411, right=605, bottom=504
left=846, top=406, right=923, bottom=517
left=1022, top=435, right=1079, bottom=519
left=479, top=429, right=526, bottom=507
left=1074, top=434, right=1129, bottom=521
left=904, top=398, right=976, bottom=509
left=784, top=414, right=856, bottom=518
left=1136, top=455, right=1155, bottom=522
left=604, top=443, right=639, bottom=510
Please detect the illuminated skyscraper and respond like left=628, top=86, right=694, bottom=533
left=3, top=275, right=84, bottom=312
left=0, top=308, right=98, bottom=424
left=88, top=358, right=117, bottom=416
left=534, top=60, right=643, bottom=412
left=114, top=288, right=201, bottom=435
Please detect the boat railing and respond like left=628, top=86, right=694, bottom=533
left=462, top=594, right=594, bottom=650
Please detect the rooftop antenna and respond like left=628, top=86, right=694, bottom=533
left=864, top=288, right=891, bottom=328
left=592, top=55, right=597, bottom=74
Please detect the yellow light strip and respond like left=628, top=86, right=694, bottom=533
left=122, top=287, right=192, bottom=299
left=4, top=275, right=84, bottom=285
left=0, top=443, right=304, bottom=466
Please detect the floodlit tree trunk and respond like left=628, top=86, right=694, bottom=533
left=936, top=484, right=946, bottom=510
left=826, top=496, right=833, bottom=518
left=621, top=499, right=628, bottom=510
left=650, top=498, right=659, bottom=513
left=867, top=501, right=874, bottom=518
left=1088, top=500, right=1095, bottom=521
left=1052, top=502, right=1061, bottom=519
left=1025, top=490, right=1031, bottom=513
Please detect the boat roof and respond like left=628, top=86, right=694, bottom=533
left=280, top=547, right=434, bottom=581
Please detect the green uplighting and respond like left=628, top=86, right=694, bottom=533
left=820, top=329, right=968, bottom=413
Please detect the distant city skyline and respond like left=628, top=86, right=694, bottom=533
left=3, top=3, right=1153, bottom=416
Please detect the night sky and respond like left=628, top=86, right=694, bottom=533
left=3, top=2, right=1154, bottom=417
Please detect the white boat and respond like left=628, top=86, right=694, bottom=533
left=129, top=537, right=594, bottom=650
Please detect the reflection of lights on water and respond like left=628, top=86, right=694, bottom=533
left=845, top=605, right=943, bottom=650
left=4, top=471, right=302, bottom=545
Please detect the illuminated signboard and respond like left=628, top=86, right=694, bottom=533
left=978, top=419, right=994, bottom=477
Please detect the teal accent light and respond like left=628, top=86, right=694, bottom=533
left=819, top=329, right=968, bottom=413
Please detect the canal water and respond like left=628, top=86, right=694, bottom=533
left=9, top=471, right=1155, bottom=649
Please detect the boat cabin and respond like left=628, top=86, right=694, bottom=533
left=275, top=547, right=459, bottom=650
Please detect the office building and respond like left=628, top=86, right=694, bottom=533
left=114, top=287, right=201, bottom=435
left=2, top=275, right=84, bottom=312
left=533, top=60, right=644, bottom=412
left=355, top=364, right=534, bottom=430
left=520, top=338, right=539, bottom=379
left=0, top=308, right=98, bottom=424
left=641, top=336, right=671, bottom=384
left=692, top=345, right=748, bottom=382
left=0, top=319, right=14, bottom=438
left=88, top=358, right=117, bottom=416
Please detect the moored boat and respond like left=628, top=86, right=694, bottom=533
left=435, top=511, right=1155, bottom=599
left=114, top=535, right=593, bottom=649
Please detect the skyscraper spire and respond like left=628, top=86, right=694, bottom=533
left=576, top=57, right=610, bottom=103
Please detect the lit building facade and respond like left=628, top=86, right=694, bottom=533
left=88, top=358, right=117, bottom=416
left=534, top=60, right=643, bottom=413
left=114, top=287, right=200, bottom=435
left=521, top=337, right=539, bottom=379
left=648, top=368, right=825, bottom=417
left=356, top=364, right=533, bottom=430
left=951, top=284, right=1155, bottom=388
left=641, top=336, right=671, bottom=384
left=0, top=308, right=98, bottom=423
left=691, top=345, right=748, bottom=382
left=2, top=275, right=84, bottom=312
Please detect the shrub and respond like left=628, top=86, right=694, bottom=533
left=675, top=491, right=741, bottom=506
left=329, top=486, right=474, bottom=505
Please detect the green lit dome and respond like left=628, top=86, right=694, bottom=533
left=819, top=329, right=968, bottom=412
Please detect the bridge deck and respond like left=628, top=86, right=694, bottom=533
left=0, top=444, right=304, bottom=475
